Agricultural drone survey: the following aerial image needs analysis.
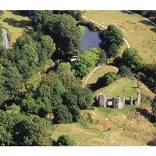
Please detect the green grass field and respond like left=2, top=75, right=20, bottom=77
left=0, top=10, right=32, bottom=48
left=94, top=78, right=138, bottom=99
left=83, top=10, right=156, bottom=64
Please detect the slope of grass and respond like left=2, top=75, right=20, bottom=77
left=0, top=10, right=32, bottom=48
left=51, top=104, right=155, bottom=146
left=83, top=10, right=156, bottom=64
left=94, top=78, right=137, bottom=99
left=87, top=65, right=118, bottom=86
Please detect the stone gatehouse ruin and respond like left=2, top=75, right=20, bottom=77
left=96, top=92, right=141, bottom=109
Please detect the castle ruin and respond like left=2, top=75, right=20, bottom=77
left=96, top=92, right=141, bottom=109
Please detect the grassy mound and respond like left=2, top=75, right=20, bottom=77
left=94, top=78, right=138, bottom=99
left=0, top=10, right=32, bottom=48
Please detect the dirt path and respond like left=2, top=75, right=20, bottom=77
left=82, top=15, right=130, bottom=49
left=1, top=28, right=9, bottom=49
left=84, top=65, right=102, bottom=86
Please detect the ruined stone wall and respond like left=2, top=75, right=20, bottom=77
left=97, top=92, right=141, bottom=109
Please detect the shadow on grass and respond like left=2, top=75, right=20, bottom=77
left=147, top=138, right=156, bottom=146
left=136, top=107, right=154, bottom=122
left=3, top=18, right=31, bottom=29
left=139, top=20, right=155, bottom=26
left=150, top=28, right=156, bottom=33
left=121, top=10, right=133, bottom=15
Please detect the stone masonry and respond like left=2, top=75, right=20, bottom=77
left=97, top=92, right=141, bottom=109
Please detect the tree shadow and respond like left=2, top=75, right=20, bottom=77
left=3, top=18, right=31, bottom=29
left=121, top=10, right=133, bottom=15
left=147, top=139, right=156, bottom=146
left=150, top=28, right=156, bottom=33
left=139, top=20, right=155, bottom=26
left=87, top=83, right=99, bottom=92
left=136, top=107, right=154, bottom=121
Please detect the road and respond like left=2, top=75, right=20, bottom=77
left=82, top=15, right=130, bottom=49
left=1, top=28, right=9, bottom=49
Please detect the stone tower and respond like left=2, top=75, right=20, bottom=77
left=113, top=97, right=125, bottom=109
left=98, top=94, right=107, bottom=107
left=135, top=92, right=141, bottom=106
left=130, top=96, right=133, bottom=105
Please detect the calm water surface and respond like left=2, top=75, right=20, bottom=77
left=81, top=26, right=102, bottom=52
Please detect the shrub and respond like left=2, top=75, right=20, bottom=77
left=118, top=65, right=131, bottom=77
left=87, top=22, right=96, bottom=31
left=53, top=135, right=74, bottom=146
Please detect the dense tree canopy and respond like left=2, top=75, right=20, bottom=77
left=117, top=65, right=132, bottom=77
left=122, top=48, right=144, bottom=70
left=40, top=35, right=56, bottom=59
left=63, top=10, right=82, bottom=21
left=107, top=26, right=124, bottom=47
left=45, top=14, right=82, bottom=58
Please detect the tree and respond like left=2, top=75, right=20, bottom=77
left=118, top=65, right=131, bottom=77
left=58, top=71, right=81, bottom=89
left=83, top=48, right=106, bottom=64
left=0, top=24, right=3, bottom=42
left=107, top=26, right=124, bottom=47
left=0, top=126, right=13, bottom=146
left=53, top=104, right=72, bottom=124
left=45, top=14, right=81, bottom=58
left=56, top=62, right=71, bottom=74
left=6, top=104, right=21, bottom=116
left=50, top=78, right=66, bottom=96
left=0, top=76, right=8, bottom=106
left=53, top=135, right=74, bottom=146
left=113, top=56, right=123, bottom=67
left=108, top=43, right=119, bottom=57
left=13, top=115, right=52, bottom=146
left=122, top=48, right=144, bottom=70
left=21, top=92, right=40, bottom=114
left=151, top=96, right=156, bottom=121
left=63, top=10, right=82, bottom=21
left=74, top=63, right=88, bottom=78
left=0, top=10, right=4, bottom=16
left=97, top=72, right=117, bottom=88
left=69, top=86, right=94, bottom=110
left=78, top=25, right=85, bottom=38
left=14, top=34, right=36, bottom=50
left=21, top=44, right=39, bottom=68
left=74, top=53, right=95, bottom=78
left=87, top=22, right=96, bottom=31
left=40, top=35, right=56, bottom=59
left=3, top=66, right=23, bottom=91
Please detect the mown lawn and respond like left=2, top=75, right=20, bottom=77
left=0, top=10, right=32, bottom=48
left=83, top=10, right=156, bottom=64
